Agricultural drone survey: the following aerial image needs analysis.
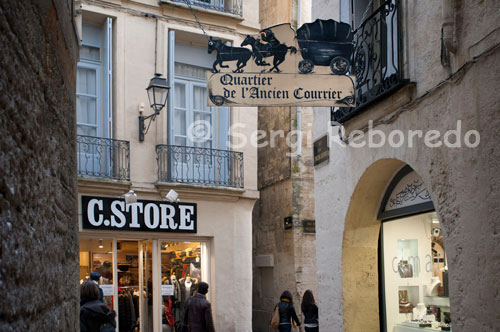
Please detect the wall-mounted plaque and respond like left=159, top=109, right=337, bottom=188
left=314, top=135, right=329, bottom=166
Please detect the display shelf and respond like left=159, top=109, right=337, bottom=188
left=396, top=323, right=451, bottom=332
left=424, top=296, right=450, bottom=307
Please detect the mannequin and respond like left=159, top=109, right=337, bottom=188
left=426, top=276, right=441, bottom=296
left=184, top=276, right=192, bottom=300
left=412, top=303, right=427, bottom=320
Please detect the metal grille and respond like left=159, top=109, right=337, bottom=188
left=77, top=135, right=130, bottom=181
left=332, top=0, right=406, bottom=123
left=156, top=145, right=244, bottom=188
left=168, top=0, right=243, bottom=16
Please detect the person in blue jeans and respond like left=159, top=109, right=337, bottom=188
left=301, top=290, right=319, bottom=332
left=277, top=290, right=301, bottom=332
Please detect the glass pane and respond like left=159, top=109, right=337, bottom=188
left=80, top=45, right=100, bottom=61
left=117, top=241, right=140, bottom=332
left=77, top=95, right=97, bottom=125
left=141, top=241, right=154, bottom=332
left=77, top=125, right=97, bottom=137
left=382, top=212, right=451, bottom=331
left=175, top=136, right=186, bottom=146
left=193, top=112, right=212, bottom=142
left=194, top=140, right=212, bottom=149
left=175, top=63, right=208, bottom=80
left=77, top=67, right=97, bottom=95
left=79, top=238, right=114, bottom=309
left=174, top=110, right=186, bottom=136
left=175, top=83, right=186, bottom=108
left=161, top=241, right=203, bottom=330
left=193, top=86, right=207, bottom=111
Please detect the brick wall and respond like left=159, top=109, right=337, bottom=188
left=0, top=0, right=79, bottom=330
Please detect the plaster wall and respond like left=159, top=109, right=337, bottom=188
left=0, top=0, right=79, bottom=330
left=77, top=1, right=261, bottom=331
left=78, top=1, right=260, bottom=191
left=311, top=0, right=500, bottom=331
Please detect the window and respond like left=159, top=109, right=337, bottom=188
left=378, top=167, right=452, bottom=332
left=381, top=212, right=451, bottom=331
left=77, top=19, right=114, bottom=178
left=173, top=63, right=215, bottom=150
left=77, top=19, right=112, bottom=139
left=169, top=42, right=230, bottom=151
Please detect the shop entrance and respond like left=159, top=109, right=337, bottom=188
left=79, top=237, right=208, bottom=332
left=341, top=161, right=452, bottom=332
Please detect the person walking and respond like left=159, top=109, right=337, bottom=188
left=181, top=281, right=215, bottom=332
left=80, top=280, right=116, bottom=332
left=301, top=290, right=318, bottom=332
left=90, top=272, right=104, bottom=302
left=276, top=290, right=301, bottom=332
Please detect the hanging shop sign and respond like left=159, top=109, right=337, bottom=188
left=81, top=196, right=197, bottom=233
left=207, top=20, right=356, bottom=107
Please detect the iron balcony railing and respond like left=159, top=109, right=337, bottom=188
left=77, top=135, right=130, bottom=181
left=332, top=0, right=406, bottom=123
left=167, top=0, right=243, bottom=16
left=156, top=145, right=244, bottom=188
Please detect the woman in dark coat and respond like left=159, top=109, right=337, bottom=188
left=301, top=290, right=318, bottom=332
left=277, top=291, right=301, bottom=332
left=80, top=280, right=116, bottom=332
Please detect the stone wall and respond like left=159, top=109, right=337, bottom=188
left=0, top=0, right=79, bottom=331
left=312, top=0, right=500, bottom=331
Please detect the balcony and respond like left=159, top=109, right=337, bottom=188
left=156, top=145, right=244, bottom=188
left=332, top=0, right=407, bottom=123
left=165, top=0, right=243, bottom=17
left=77, top=135, right=130, bottom=181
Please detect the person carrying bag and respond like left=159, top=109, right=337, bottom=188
left=270, top=291, right=301, bottom=332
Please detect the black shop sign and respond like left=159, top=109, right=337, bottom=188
left=81, top=196, right=197, bottom=233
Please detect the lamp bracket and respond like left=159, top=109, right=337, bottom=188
left=139, top=112, right=158, bottom=142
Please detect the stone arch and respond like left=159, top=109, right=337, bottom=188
left=341, top=158, right=406, bottom=332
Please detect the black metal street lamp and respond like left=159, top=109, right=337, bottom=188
left=139, top=73, right=170, bottom=142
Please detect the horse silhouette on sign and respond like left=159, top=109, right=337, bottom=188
left=241, top=29, right=297, bottom=73
left=208, top=38, right=252, bottom=73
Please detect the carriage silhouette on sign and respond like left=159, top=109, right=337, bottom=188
left=296, top=19, right=354, bottom=75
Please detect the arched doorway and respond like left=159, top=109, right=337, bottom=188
left=342, top=160, right=452, bottom=332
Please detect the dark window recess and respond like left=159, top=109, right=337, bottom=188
left=332, top=0, right=407, bottom=123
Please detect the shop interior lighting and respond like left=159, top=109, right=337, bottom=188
left=98, top=239, right=104, bottom=249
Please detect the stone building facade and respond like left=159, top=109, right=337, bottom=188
left=74, top=0, right=260, bottom=331
left=252, top=1, right=317, bottom=331
left=311, top=0, right=500, bottom=332
left=0, top=0, right=80, bottom=330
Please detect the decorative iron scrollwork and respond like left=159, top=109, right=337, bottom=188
left=77, top=135, right=130, bottom=181
left=332, top=0, right=405, bottom=123
left=169, top=0, right=243, bottom=16
left=156, top=145, right=244, bottom=188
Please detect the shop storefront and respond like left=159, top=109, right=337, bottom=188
left=79, top=195, right=211, bottom=332
left=378, top=166, right=452, bottom=332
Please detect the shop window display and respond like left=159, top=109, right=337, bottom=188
left=160, top=242, right=202, bottom=332
left=80, top=238, right=114, bottom=309
left=382, top=212, right=452, bottom=332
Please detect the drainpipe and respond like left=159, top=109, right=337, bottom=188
left=442, top=0, right=457, bottom=53
left=297, top=0, right=303, bottom=157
